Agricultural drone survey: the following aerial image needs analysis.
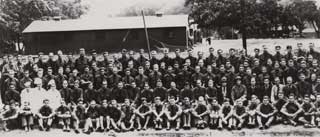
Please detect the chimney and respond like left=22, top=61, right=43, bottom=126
left=155, top=12, right=163, bottom=17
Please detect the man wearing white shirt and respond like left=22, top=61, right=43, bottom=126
left=271, top=77, right=284, bottom=103
left=31, top=78, right=47, bottom=113
left=44, top=80, right=62, bottom=110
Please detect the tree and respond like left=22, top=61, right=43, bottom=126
left=0, top=0, right=88, bottom=53
left=311, top=7, right=320, bottom=38
left=287, top=0, right=317, bottom=37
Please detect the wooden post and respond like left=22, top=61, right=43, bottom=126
left=141, top=10, right=151, bottom=59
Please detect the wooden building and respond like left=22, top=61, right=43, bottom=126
left=22, top=15, right=190, bottom=54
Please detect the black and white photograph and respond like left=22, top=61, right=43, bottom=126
left=0, top=0, right=320, bottom=137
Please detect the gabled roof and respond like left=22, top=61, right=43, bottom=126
left=23, top=15, right=189, bottom=33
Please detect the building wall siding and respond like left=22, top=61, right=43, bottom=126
left=23, top=27, right=187, bottom=54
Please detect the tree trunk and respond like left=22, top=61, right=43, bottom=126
left=311, top=21, right=320, bottom=38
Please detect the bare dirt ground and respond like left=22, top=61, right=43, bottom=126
left=1, top=125, right=320, bottom=137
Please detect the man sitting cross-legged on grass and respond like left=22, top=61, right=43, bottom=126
left=120, top=98, right=135, bottom=132
left=98, top=99, right=110, bottom=132
left=37, top=99, right=55, bottom=131
left=281, top=94, right=303, bottom=126
left=56, top=99, right=72, bottom=132
left=220, top=98, right=233, bottom=130
left=83, top=100, right=100, bottom=134
left=256, top=96, right=277, bottom=130
left=314, top=94, right=320, bottom=127
left=192, top=96, right=209, bottom=129
left=0, top=100, right=19, bottom=132
left=20, top=101, right=34, bottom=132
left=135, top=97, right=151, bottom=131
left=231, top=99, right=247, bottom=130
left=108, top=99, right=122, bottom=132
left=299, top=95, right=316, bottom=128
left=273, top=92, right=287, bottom=124
left=207, top=97, right=222, bottom=130
left=152, top=97, right=165, bottom=130
left=181, top=97, right=192, bottom=130
left=71, top=99, right=86, bottom=134
left=165, top=96, right=182, bottom=131
left=247, top=95, right=260, bottom=128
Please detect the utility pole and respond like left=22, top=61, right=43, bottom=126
left=141, top=10, right=151, bottom=59
left=240, top=0, right=247, bottom=55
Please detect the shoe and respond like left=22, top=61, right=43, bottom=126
left=166, top=127, right=170, bottom=131
left=39, top=127, right=44, bottom=131
left=84, top=130, right=91, bottom=135
left=218, top=126, right=223, bottom=130
left=259, top=126, right=263, bottom=130
left=46, top=127, right=51, bottom=132
left=105, top=128, right=110, bottom=132
left=75, top=129, right=80, bottom=134
left=264, top=125, right=270, bottom=129
left=175, top=127, right=180, bottom=131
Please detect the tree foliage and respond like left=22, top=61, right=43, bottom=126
left=185, top=0, right=320, bottom=38
left=0, top=0, right=88, bottom=53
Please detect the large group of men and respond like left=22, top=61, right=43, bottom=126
left=0, top=42, right=320, bottom=134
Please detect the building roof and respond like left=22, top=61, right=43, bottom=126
left=23, top=15, right=189, bottom=33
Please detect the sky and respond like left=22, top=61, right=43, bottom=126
left=81, top=0, right=186, bottom=19
left=81, top=0, right=320, bottom=19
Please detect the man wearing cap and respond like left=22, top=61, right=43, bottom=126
left=228, top=48, right=239, bottom=69
left=205, top=48, right=216, bottom=66
left=308, top=43, right=320, bottom=60
left=173, top=49, right=183, bottom=66
left=137, top=49, right=147, bottom=67
left=161, top=48, right=173, bottom=67
left=118, top=49, right=129, bottom=69
left=149, top=50, right=160, bottom=68
left=297, top=43, right=306, bottom=57
left=89, top=50, right=98, bottom=65
left=231, top=76, right=247, bottom=103
left=218, top=77, right=231, bottom=104
left=75, top=48, right=89, bottom=73
left=274, top=46, right=283, bottom=62
left=260, top=45, right=273, bottom=65
left=47, top=52, right=59, bottom=73
left=253, top=48, right=260, bottom=59
left=284, top=45, right=294, bottom=60
left=185, top=49, right=197, bottom=68
left=216, top=49, right=226, bottom=67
